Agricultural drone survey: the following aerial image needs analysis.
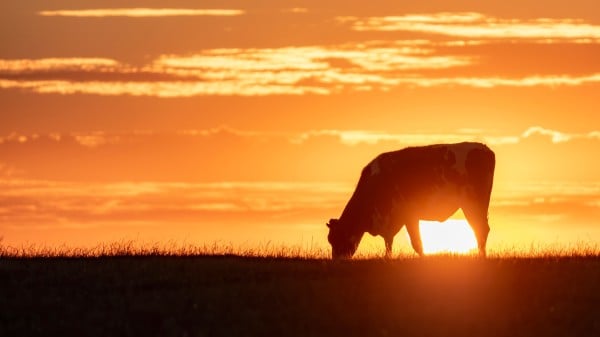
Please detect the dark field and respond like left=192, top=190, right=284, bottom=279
left=1, top=255, right=599, bottom=337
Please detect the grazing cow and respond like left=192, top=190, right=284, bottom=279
left=327, top=142, right=495, bottom=258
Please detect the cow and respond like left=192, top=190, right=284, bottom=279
left=327, top=142, right=495, bottom=259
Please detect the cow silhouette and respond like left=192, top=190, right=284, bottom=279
left=327, top=142, right=495, bottom=258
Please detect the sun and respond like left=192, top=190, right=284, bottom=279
left=419, top=219, right=478, bottom=254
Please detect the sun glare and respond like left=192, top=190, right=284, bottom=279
left=419, top=219, right=478, bottom=254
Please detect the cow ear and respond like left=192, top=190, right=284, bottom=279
left=327, top=218, right=338, bottom=228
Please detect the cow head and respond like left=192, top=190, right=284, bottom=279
left=326, top=218, right=362, bottom=259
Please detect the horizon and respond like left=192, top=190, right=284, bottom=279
left=1, top=1, right=599, bottom=254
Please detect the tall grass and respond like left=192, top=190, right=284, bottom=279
left=1, top=238, right=598, bottom=259
left=0, top=240, right=330, bottom=259
left=486, top=241, right=600, bottom=258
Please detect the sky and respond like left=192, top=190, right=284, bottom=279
left=1, top=1, right=599, bottom=254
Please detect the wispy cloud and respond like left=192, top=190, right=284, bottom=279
left=3, top=40, right=600, bottom=96
left=521, top=126, right=600, bottom=143
left=153, top=45, right=466, bottom=72
left=2, top=126, right=597, bottom=148
left=0, top=178, right=351, bottom=247
left=293, top=130, right=474, bottom=146
left=0, top=179, right=348, bottom=227
left=71, top=132, right=121, bottom=147
left=2, top=125, right=598, bottom=187
left=394, top=74, right=600, bottom=88
left=0, top=79, right=330, bottom=97
left=0, top=43, right=475, bottom=96
left=0, top=58, right=120, bottom=73
left=282, top=8, right=308, bottom=14
left=38, top=8, right=245, bottom=18
left=4, top=72, right=600, bottom=96
left=3, top=73, right=600, bottom=97
left=0, top=132, right=30, bottom=144
left=293, top=126, right=600, bottom=146
left=0, top=177, right=598, bottom=248
left=341, top=12, right=600, bottom=41
left=491, top=189, right=600, bottom=230
left=1, top=126, right=598, bottom=248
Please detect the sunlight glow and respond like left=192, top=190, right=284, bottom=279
left=419, top=220, right=478, bottom=254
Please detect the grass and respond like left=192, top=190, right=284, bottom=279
left=1, top=242, right=599, bottom=337
left=0, top=240, right=331, bottom=259
left=2, top=239, right=599, bottom=258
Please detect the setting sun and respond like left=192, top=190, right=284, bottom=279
left=420, top=220, right=478, bottom=254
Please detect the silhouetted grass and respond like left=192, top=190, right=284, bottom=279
left=0, top=242, right=599, bottom=337
left=1, top=239, right=599, bottom=259
left=0, top=240, right=331, bottom=259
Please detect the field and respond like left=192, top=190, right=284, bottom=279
left=1, top=243, right=599, bottom=337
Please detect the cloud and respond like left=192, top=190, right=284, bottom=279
left=1, top=177, right=598, bottom=249
left=0, top=132, right=30, bottom=144
left=282, top=8, right=308, bottom=14
left=491, top=193, right=600, bottom=228
left=0, top=43, right=474, bottom=96
left=153, top=44, right=467, bottom=72
left=0, top=58, right=121, bottom=73
left=1, top=126, right=597, bottom=187
left=341, top=12, right=600, bottom=41
left=72, top=132, right=120, bottom=147
left=0, top=79, right=329, bottom=97
left=38, top=8, right=245, bottom=17
left=0, top=179, right=349, bottom=229
left=402, top=74, right=600, bottom=88
left=293, top=126, right=599, bottom=146
left=1, top=178, right=596, bottom=223
left=1, top=126, right=597, bottom=149
left=293, top=130, right=475, bottom=146
left=4, top=72, right=600, bottom=97
left=521, top=126, right=600, bottom=143
left=1, top=126, right=599, bottom=247
left=2, top=46, right=600, bottom=96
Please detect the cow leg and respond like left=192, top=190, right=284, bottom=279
left=406, top=221, right=424, bottom=257
left=384, top=225, right=404, bottom=258
left=462, top=205, right=490, bottom=257
left=384, top=235, right=394, bottom=258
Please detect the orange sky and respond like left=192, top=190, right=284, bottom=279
left=0, top=1, right=599, bottom=254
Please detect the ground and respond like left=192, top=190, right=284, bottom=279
left=1, top=255, right=599, bottom=336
